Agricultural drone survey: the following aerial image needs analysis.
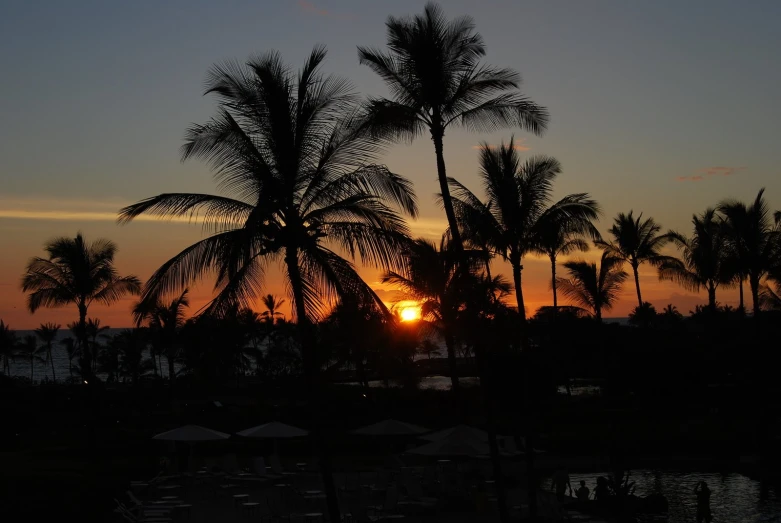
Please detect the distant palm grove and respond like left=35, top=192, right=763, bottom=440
left=3, top=4, right=781, bottom=523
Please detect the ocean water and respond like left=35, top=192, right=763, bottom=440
left=4, top=328, right=171, bottom=381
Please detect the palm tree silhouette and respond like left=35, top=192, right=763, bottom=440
left=450, top=140, right=600, bottom=342
left=35, top=322, right=61, bottom=381
left=596, top=211, right=670, bottom=307
left=557, top=253, right=629, bottom=322
left=113, top=329, right=154, bottom=386
left=85, top=318, right=110, bottom=374
left=718, top=189, right=781, bottom=319
left=359, top=2, right=548, bottom=252
left=20, top=233, right=141, bottom=381
left=0, top=320, right=16, bottom=376
left=629, top=302, right=657, bottom=328
left=760, top=279, right=781, bottom=311
left=382, top=236, right=483, bottom=397
left=534, top=205, right=601, bottom=314
left=662, top=304, right=683, bottom=319
left=61, top=333, right=78, bottom=379
left=133, top=289, right=189, bottom=382
left=261, top=294, right=286, bottom=324
left=118, top=47, right=417, bottom=523
left=17, top=335, right=44, bottom=382
left=658, top=208, right=733, bottom=312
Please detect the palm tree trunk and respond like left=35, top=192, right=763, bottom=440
left=550, top=254, right=558, bottom=313
left=49, top=344, right=56, bottom=381
left=750, top=274, right=761, bottom=319
left=474, top=342, right=510, bottom=523
left=708, top=283, right=717, bottom=312
left=522, top=350, right=538, bottom=517
left=511, top=259, right=529, bottom=350
left=596, top=306, right=602, bottom=323
left=77, top=303, right=92, bottom=381
left=285, top=246, right=341, bottom=523
left=739, top=278, right=745, bottom=314
left=443, top=333, right=461, bottom=401
left=167, top=353, right=176, bottom=383
left=632, top=261, right=643, bottom=307
left=431, top=129, right=463, bottom=251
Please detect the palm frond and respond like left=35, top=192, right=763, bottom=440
left=118, top=193, right=254, bottom=232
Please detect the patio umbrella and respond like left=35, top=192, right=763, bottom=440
left=236, top=421, right=308, bottom=439
left=420, top=424, right=489, bottom=443
left=351, top=419, right=430, bottom=436
left=153, top=425, right=230, bottom=442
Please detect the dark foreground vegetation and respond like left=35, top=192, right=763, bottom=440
left=4, top=308, right=781, bottom=521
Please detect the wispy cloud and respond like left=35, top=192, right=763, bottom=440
left=0, top=197, right=189, bottom=223
left=407, top=217, right=449, bottom=240
left=0, top=209, right=176, bottom=222
left=473, top=139, right=530, bottom=152
left=677, top=166, right=746, bottom=182
left=296, top=0, right=353, bottom=20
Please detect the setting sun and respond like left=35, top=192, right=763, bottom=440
left=400, top=306, right=421, bottom=322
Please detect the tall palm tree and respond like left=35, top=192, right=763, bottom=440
left=35, top=322, right=61, bottom=381
left=133, top=289, right=190, bottom=382
left=718, top=189, right=781, bottom=318
left=20, top=233, right=141, bottom=381
left=359, top=2, right=548, bottom=252
left=61, top=335, right=77, bottom=379
left=450, top=140, right=601, bottom=336
left=557, top=253, right=629, bottom=322
left=382, top=236, right=483, bottom=397
left=118, top=47, right=417, bottom=523
left=0, top=320, right=16, bottom=376
left=658, top=208, right=732, bottom=311
left=534, top=210, right=601, bottom=313
left=596, top=211, right=670, bottom=307
left=261, top=294, right=286, bottom=324
left=17, top=335, right=44, bottom=382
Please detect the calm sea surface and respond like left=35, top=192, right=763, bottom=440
left=5, top=328, right=176, bottom=381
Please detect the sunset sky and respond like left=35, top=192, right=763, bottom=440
left=1, top=0, right=780, bottom=328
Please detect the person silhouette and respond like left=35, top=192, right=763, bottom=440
left=551, top=469, right=572, bottom=501
left=694, top=481, right=713, bottom=523
left=576, top=480, right=590, bottom=502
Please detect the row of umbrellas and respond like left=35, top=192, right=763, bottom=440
left=152, top=420, right=530, bottom=458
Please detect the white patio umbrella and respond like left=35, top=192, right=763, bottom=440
left=351, top=419, right=430, bottom=436
left=153, top=424, right=230, bottom=442
left=236, top=421, right=308, bottom=439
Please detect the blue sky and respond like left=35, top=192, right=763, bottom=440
left=1, top=0, right=780, bottom=326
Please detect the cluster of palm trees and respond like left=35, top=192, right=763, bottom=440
left=6, top=4, right=781, bottom=521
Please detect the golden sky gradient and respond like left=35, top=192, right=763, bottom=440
left=2, top=1, right=777, bottom=328
left=0, top=196, right=741, bottom=329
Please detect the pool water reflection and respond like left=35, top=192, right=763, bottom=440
left=557, top=470, right=781, bottom=522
